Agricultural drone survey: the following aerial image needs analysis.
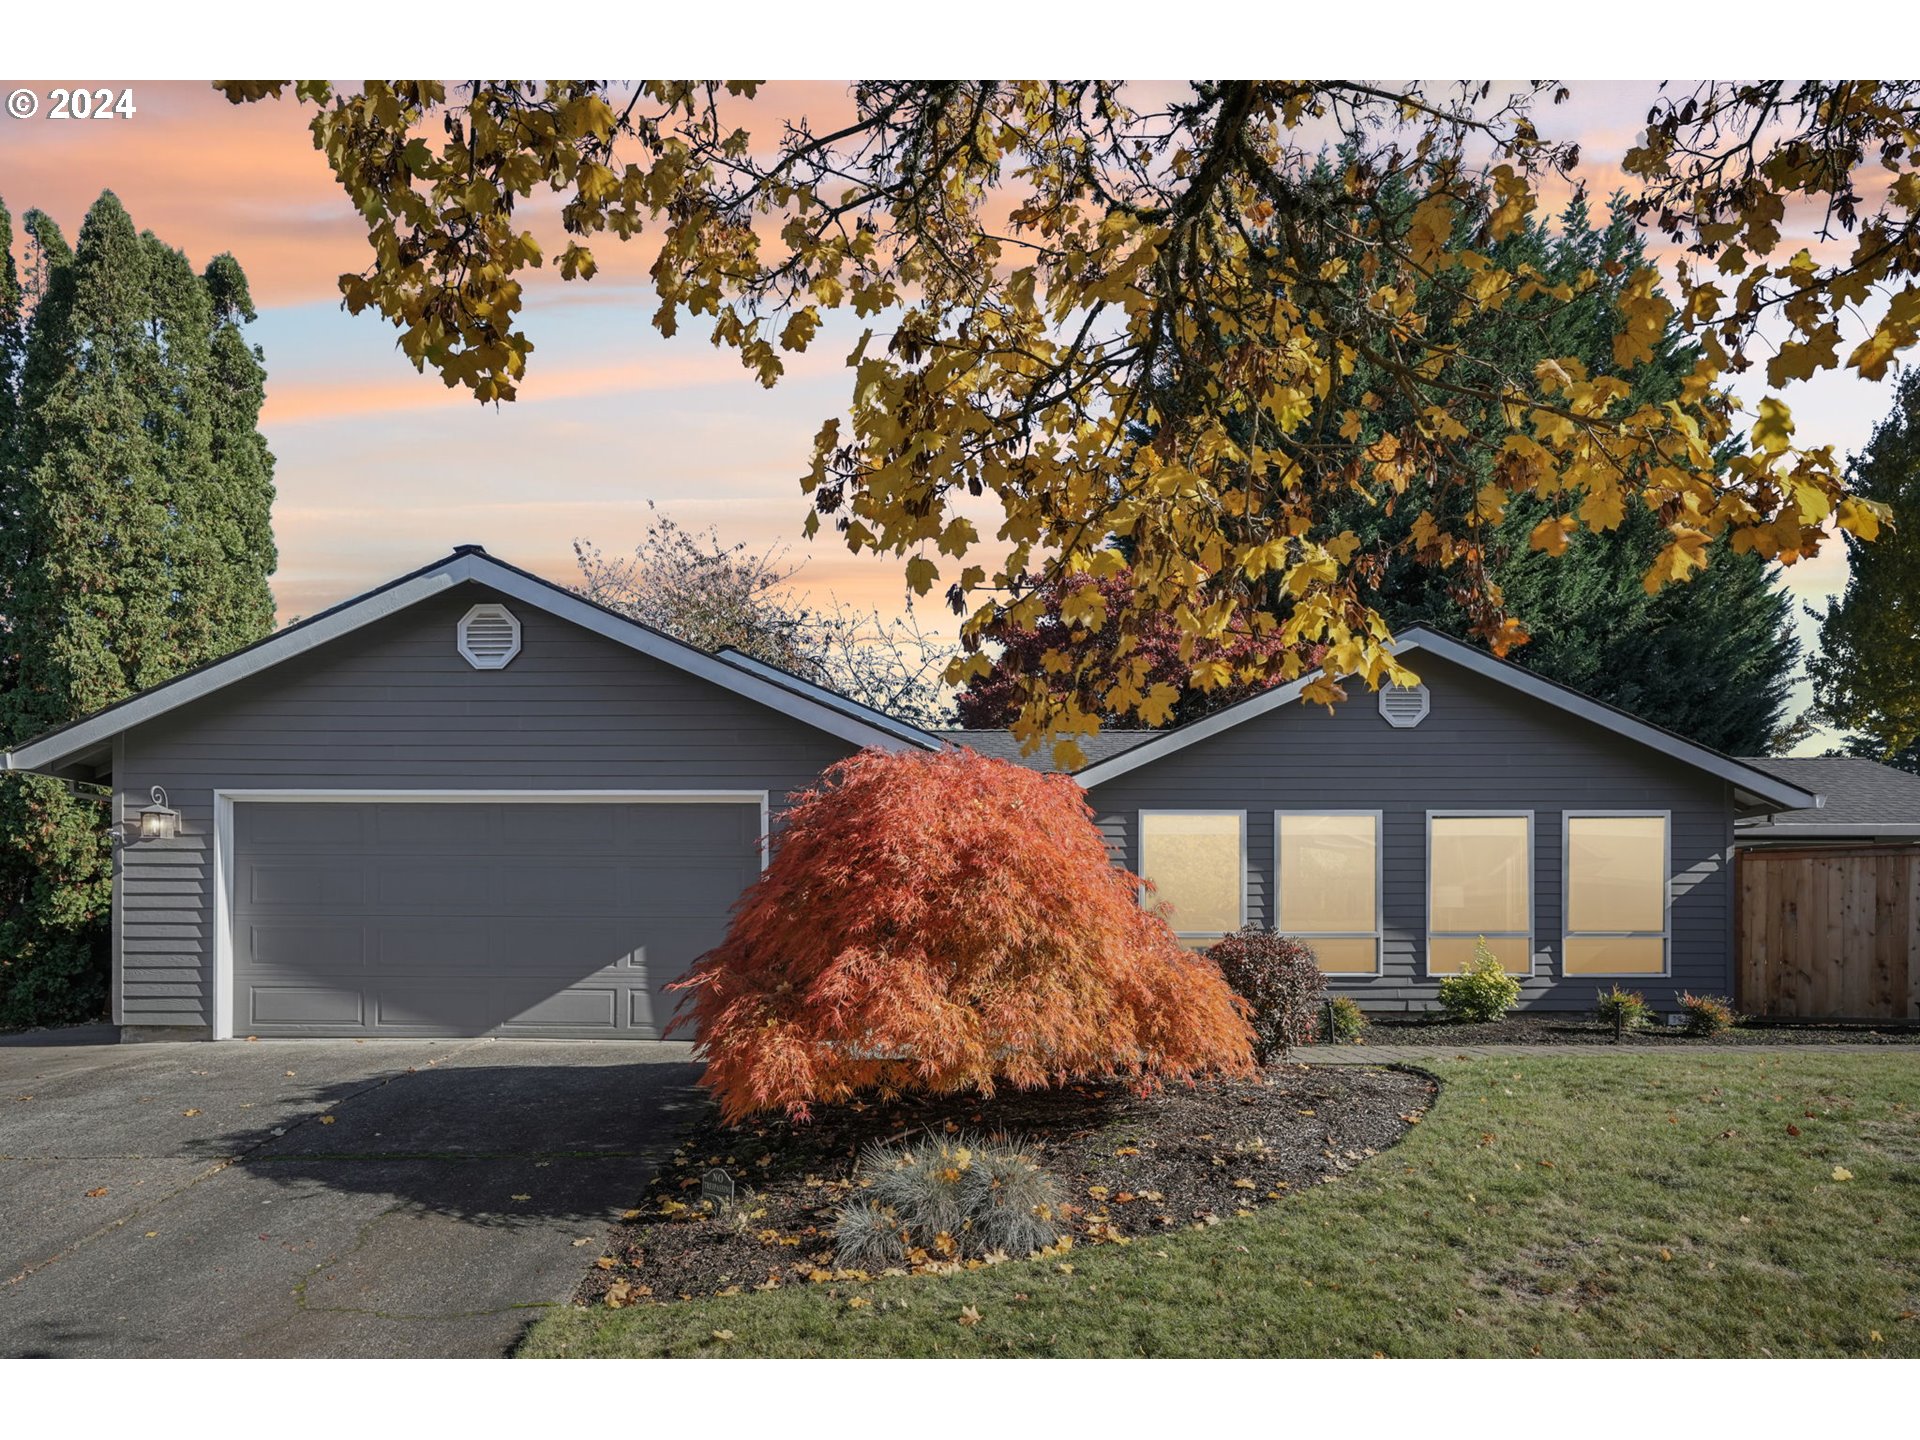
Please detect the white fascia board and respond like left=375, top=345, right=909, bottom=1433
left=708, top=647, right=941, bottom=749
left=6, top=568, right=463, bottom=773
left=1734, top=823, right=1920, bottom=841
left=1071, top=637, right=1433, bottom=789
left=459, top=558, right=939, bottom=753
left=1073, top=626, right=1822, bottom=813
left=3, top=551, right=945, bottom=777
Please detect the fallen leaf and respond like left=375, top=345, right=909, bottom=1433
left=1231, top=1178, right=1255, bottom=1189
left=711, top=1329, right=735, bottom=1342
left=847, top=1296, right=869, bottom=1309
left=957, top=1305, right=981, bottom=1327
left=1786, top=1123, right=1801, bottom=1137
left=84, top=1187, right=109, bottom=1198
left=318, top=1115, right=336, bottom=1125
left=182, top=1109, right=201, bottom=1117
left=1832, top=1167, right=1854, bottom=1182
left=511, top=1193, right=532, bottom=1202
left=571, top=1238, right=591, bottom=1247
left=144, top=1231, right=157, bottom=1238
left=595, top=1256, right=616, bottom=1270
left=1660, top=1248, right=1673, bottom=1262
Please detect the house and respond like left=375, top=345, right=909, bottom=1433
left=4, top=547, right=1825, bottom=1040
left=948, top=636, right=1828, bottom=1014
left=3, top=548, right=942, bottom=1041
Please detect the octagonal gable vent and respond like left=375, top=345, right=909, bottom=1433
left=1379, top=682, right=1430, bottom=728
left=458, top=603, right=521, bottom=670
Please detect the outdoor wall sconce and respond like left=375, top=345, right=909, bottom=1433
left=137, top=786, right=179, bottom=841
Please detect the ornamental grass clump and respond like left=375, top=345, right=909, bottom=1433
left=1205, top=928, right=1325, bottom=1061
left=1436, top=938, right=1522, bottom=1023
left=833, top=1132, right=1063, bottom=1267
left=670, top=748, right=1255, bottom=1122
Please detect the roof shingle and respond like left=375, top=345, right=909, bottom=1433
left=1736, top=755, right=1920, bottom=833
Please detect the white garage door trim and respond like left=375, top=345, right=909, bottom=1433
left=210, top=788, right=769, bottom=1040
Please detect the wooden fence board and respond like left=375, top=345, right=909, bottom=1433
left=1736, top=846, right=1920, bottom=1020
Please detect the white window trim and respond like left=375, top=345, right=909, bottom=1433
left=209, top=788, right=770, bottom=1041
left=1425, top=809, right=1536, bottom=978
left=457, top=602, right=522, bottom=669
left=1136, top=808, right=1247, bottom=941
left=1274, top=809, right=1384, bottom=977
left=1561, top=809, right=1673, bottom=979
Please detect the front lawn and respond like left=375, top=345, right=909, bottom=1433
left=521, top=1054, right=1920, bottom=1357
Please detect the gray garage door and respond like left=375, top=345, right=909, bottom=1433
left=231, top=800, right=762, bottom=1038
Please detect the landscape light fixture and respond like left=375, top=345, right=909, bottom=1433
left=137, top=786, right=179, bottom=841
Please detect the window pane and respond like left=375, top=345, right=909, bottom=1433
left=1278, top=813, right=1377, bottom=935
left=1565, top=936, right=1666, bottom=975
left=1140, top=813, right=1242, bottom=935
left=1567, top=815, right=1666, bottom=934
left=1430, top=815, right=1530, bottom=933
left=1429, top=934, right=1532, bottom=976
left=1307, top=936, right=1379, bottom=975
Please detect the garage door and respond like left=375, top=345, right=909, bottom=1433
left=230, top=799, right=762, bottom=1038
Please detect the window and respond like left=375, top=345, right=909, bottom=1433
left=1275, top=811, right=1381, bottom=974
left=1427, top=812, right=1532, bottom=975
left=1563, top=812, right=1669, bottom=975
left=1139, top=811, right=1245, bottom=939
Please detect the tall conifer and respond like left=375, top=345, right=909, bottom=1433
left=1810, top=372, right=1920, bottom=772
left=0, top=192, right=278, bottom=1025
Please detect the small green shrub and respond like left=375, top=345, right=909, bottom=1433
left=1678, top=992, right=1739, bottom=1037
left=834, top=1132, right=1063, bottom=1267
left=1206, top=927, right=1324, bottom=1062
left=1327, top=994, right=1368, bottom=1043
left=1594, top=985, right=1652, bottom=1033
left=1436, top=938, right=1521, bottom=1023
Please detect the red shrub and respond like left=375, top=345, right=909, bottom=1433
left=669, top=747, right=1256, bottom=1122
left=1205, top=928, right=1326, bottom=1062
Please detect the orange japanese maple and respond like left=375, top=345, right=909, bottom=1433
left=669, top=747, right=1255, bottom=1122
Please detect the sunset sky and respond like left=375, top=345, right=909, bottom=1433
left=0, top=80, right=1898, bottom=746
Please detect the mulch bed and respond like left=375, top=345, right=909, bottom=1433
left=573, top=1063, right=1434, bottom=1308
left=1350, top=1013, right=1920, bottom=1046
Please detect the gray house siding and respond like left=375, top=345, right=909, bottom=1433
left=1085, top=652, right=1736, bottom=1010
left=113, top=582, right=859, bottom=1036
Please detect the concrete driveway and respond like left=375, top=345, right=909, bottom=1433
left=0, top=1032, right=703, bottom=1357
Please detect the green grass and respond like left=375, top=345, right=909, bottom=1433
left=520, top=1054, right=1920, bottom=1357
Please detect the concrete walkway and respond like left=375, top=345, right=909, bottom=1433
left=0, top=1034, right=701, bottom=1358
left=1303, top=1042, right=1914, bottom=1063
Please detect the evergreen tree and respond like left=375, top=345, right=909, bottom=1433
left=1809, top=371, right=1920, bottom=772
left=1327, top=196, right=1804, bottom=754
left=0, top=193, right=279, bottom=1026
left=961, top=194, right=1806, bottom=753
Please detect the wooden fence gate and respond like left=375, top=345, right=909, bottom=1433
left=1735, top=845, right=1920, bottom=1020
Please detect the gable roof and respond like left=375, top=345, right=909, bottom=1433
left=1734, top=755, right=1920, bottom=839
left=937, top=728, right=1156, bottom=773
left=1068, top=625, right=1821, bottom=812
left=3, top=547, right=944, bottom=776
